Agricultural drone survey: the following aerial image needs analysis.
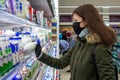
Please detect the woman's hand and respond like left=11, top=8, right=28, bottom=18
left=35, top=44, right=42, bottom=57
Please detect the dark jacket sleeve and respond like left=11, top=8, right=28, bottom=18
left=95, top=46, right=116, bottom=80
left=37, top=47, right=74, bottom=69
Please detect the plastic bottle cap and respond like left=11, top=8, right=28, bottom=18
left=24, top=32, right=30, bottom=35
left=37, top=39, right=40, bottom=44
left=15, top=32, right=21, bottom=36
left=16, top=74, right=21, bottom=79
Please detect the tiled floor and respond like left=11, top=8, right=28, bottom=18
left=60, top=66, right=70, bottom=80
left=60, top=66, right=120, bottom=80
left=118, top=74, right=120, bottom=80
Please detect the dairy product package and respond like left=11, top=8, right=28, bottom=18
left=23, top=42, right=37, bottom=54
left=23, top=39, right=40, bottom=54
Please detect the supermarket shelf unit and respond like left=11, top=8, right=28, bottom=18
left=0, top=0, right=59, bottom=79
left=0, top=10, right=37, bottom=30
left=0, top=52, right=33, bottom=80
left=0, top=38, right=52, bottom=80
left=0, top=12, right=58, bottom=80
left=41, top=46, right=58, bottom=80
left=35, top=43, right=58, bottom=80
left=29, top=0, right=55, bottom=21
left=28, top=0, right=59, bottom=79
left=112, top=27, right=120, bottom=73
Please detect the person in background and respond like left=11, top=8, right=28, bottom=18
left=59, top=33, right=63, bottom=40
left=59, top=32, right=69, bottom=56
left=71, top=31, right=77, bottom=41
left=59, top=40, right=69, bottom=56
left=35, top=4, right=117, bottom=80
left=66, top=32, right=76, bottom=49
left=62, top=30, right=67, bottom=41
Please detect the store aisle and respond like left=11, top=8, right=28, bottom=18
left=60, top=66, right=70, bottom=80
left=118, top=74, right=120, bottom=80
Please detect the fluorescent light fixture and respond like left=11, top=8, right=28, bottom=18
left=103, top=7, right=110, bottom=8
left=59, top=6, right=78, bottom=8
left=104, top=22, right=120, bottom=25
left=99, top=12, right=120, bottom=15
left=103, top=19, right=109, bottom=21
left=59, top=6, right=120, bottom=8
left=60, top=22, right=73, bottom=25
left=96, top=6, right=120, bottom=8
left=59, top=12, right=120, bottom=15
left=104, top=22, right=110, bottom=26
left=109, top=22, right=120, bottom=25
left=59, top=13, right=72, bottom=15
left=59, top=21, right=120, bottom=26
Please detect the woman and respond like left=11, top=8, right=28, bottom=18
left=35, top=4, right=117, bottom=80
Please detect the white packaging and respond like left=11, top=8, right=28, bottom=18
left=0, top=55, right=3, bottom=66
left=16, top=52, right=19, bottom=63
left=0, top=38, right=3, bottom=66
left=12, top=53, right=16, bottom=65
left=22, top=34, right=32, bottom=46
left=6, top=37, right=11, bottom=62
left=8, top=53, right=12, bottom=62
left=36, top=11, right=44, bottom=26
left=4, top=30, right=15, bottom=37
left=3, top=55, right=8, bottom=64
left=10, top=38, right=18, bottom=65
left=0, top=37, right=8, bottom=64
left=18, top=37, right=22, bottom=51
left=36, top=11, right=41, bottom=24
left=19, top=51, right=24, bottom=62
left=23, top=42, right=37, bottom=54
left=40, top=11, right=44, bottom=26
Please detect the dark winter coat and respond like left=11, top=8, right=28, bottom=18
left=38, top=33, right=116, bottom=80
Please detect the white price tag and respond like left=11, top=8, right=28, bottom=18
left=0, top=57, right=3, bottom=66
left=8, top=53, right=12, bottom=62
left=12, top=53, right=16, bottom=65
left=16, top=52, right=19, bottom=63
left=3, top=56, right=8, bottom=63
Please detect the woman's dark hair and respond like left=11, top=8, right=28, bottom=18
left=72, top=4, right=116, bottom=46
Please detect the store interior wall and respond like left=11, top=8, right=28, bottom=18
left=59, top=0, right=120, bottom=32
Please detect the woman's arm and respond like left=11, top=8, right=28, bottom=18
left=37, top=49, right=72, bottom=69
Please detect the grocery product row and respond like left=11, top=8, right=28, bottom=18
left=0, top=0, right=59, bottom=80
left=112, top=27, right=120, bottom=73
left=0, top=28, right=55, bottom=79
left=0, top=0, right=53, bottom=29
left=0, top=11, right=58, bottom=80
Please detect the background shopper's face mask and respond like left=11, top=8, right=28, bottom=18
left=72, top=22, right=85, bottom=35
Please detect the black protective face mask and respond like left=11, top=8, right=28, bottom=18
left=72, top=22, right=85, bottom=35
